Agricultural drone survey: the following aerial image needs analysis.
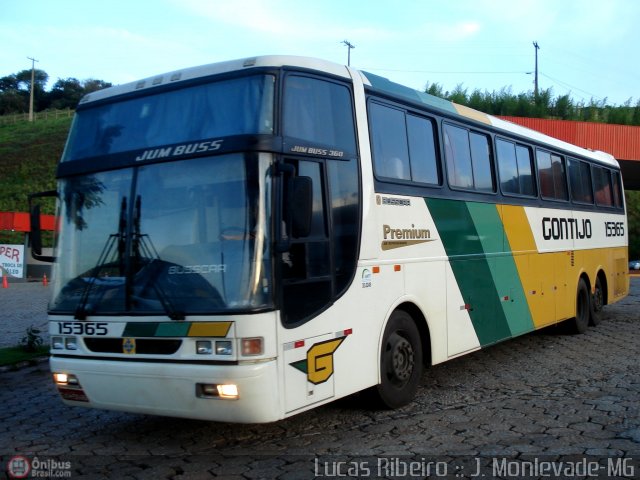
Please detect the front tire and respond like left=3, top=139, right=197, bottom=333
left=375, top=310, right=423, bottom=409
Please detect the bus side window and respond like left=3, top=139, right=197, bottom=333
left=283, top=75, right=356, bottom=154
left=497, top=139, right=536, bottom=197
left=369, top=102, right=411, bottom=181
left=612, top=171, right=623, bottom=208
left=443, top=123, right=494, bottom=192
left=537, top=149, right=568, bottom=201
left=593, top=165, right=613, bottom=206
left=568, top=158, right=594, bottom=204
left=443, top=123, right=473, bottom=189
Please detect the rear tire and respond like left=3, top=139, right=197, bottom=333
left=375, top=310, right=423, bottom=409
left=589, top=276, right=604, bottom=326
left=570, top=278, right=590, bottom=334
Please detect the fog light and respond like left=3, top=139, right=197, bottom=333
left=65, top=337, right=78, bottom=350
left=54, top=373, right=80, bottom=386
left=196, top=340, right=212, bottom=355
left=215, top=340, right=233, bottom=355
left=217, top=384, right=239, bottom=399
left=241, top=337, right=263, bottom=356
left=52, top=337, right=64, bottom=350
left=196, top=383, right=239, bottom=400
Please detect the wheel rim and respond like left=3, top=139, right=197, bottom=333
left=593, top=284, right=603, bottom=312
left=385, top=332, right=415, bottom=385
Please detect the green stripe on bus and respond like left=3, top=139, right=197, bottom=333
left=122, top=322, right=159, bottom=337
left=426, top=198, right=512, bottom=346
left=155, top=323, right=191, bottom=337
left=466, top=203, right=534, bottom=337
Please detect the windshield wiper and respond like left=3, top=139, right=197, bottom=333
left=131, top=195, right=185, bottom=321
left=74, top=197, right=128, bottom=320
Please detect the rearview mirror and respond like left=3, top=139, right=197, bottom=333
left=290, top=176, right=312, bottom=238
left=28, top=191, right=57, bottom=263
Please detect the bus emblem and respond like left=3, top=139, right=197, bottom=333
left=290, top=337, right=345, bottom=385
left=122, top=338, right=136, bottom=354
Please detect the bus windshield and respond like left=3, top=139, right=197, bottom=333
left=50, top=153, right=273, bottom=317
left=62, top=74, right=275, bottom=161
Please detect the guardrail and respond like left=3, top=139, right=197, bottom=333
left=0, top=109, right=74, bottom=125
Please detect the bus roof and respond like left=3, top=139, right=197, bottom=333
left=80, top=55, right=618, bottom=169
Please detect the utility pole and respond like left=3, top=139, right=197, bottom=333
left=342, top=40, right=355, bottom=67
left=532, top=41, right=540, bottom=98
left=27, top=56, right=39, bottom=122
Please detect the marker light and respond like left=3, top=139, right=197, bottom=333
left=241, top=337, right=263, bottom=356
left=52, top=337, right=64, bottom=350
left=53, top=373, right=69, bottom=385
left=196, top=340, right=212, bottom=355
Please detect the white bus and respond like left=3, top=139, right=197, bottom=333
left=31, top=56, right=629, bottom=423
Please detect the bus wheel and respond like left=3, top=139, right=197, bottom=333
left=571, top=278, right=590, bottom=334
left=376, top=310, right=423, bottom=409
left=589, top=276, right=604, bottom=326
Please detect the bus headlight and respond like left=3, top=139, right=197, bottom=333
left=215, top=340, right=233, bottom=355
left=64, top=337, right=78, bottom=350
left=196, top=340, right=212, bottom=355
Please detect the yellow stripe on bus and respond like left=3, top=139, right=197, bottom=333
left=499, top=205, right=558, bottom=328
left=188, top=322, right=232, bottom=337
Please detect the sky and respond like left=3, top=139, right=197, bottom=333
left=2, top=0, right=640, bottom=105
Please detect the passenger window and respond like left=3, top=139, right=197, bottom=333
left=470, top=132, right=494, bottom=192
left=283, top=76, right=356, bottom=154
left=568, top=158, right=594, bottom=204
left=496, top=139, right=518, bottom=194
left=443, top=124, right=473, bottom=189
left=612, top=172, right=623, bottom=208
left=406, top=115, right=440, bottom=184
left=369, top=103, right=411, bottom=180
left=593, top=165, right=613, bottom=206
left=537, top=150, right=568, bottom=200
left=444, top=123, right=494, bottom=192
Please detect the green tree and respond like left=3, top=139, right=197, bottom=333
left=626, top=191, right=640, bottom=260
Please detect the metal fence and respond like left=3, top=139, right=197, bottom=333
left=0, top=109, right=74, bottom=126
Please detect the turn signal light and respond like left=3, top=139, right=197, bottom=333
left=241, top=337, right=263, bottom=356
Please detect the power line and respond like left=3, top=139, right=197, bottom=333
left=540, top=73, right=604, bottom=102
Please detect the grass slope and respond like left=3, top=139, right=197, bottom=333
left=0, top=117, right=71, bottom=243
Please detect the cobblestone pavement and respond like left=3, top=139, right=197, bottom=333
left=0, top=281, right=50, bottom=348
left=0, top=279, right=638, bottom=479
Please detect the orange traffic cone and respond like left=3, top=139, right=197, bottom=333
left=2, top=275, right=8, bottom=289
left=43, top=274, right=48, bottom=286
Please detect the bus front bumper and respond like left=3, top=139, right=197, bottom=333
left=50, top=356, right=282, bottom=423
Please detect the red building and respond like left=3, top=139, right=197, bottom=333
left=499, top=117, right=640, bottom=190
